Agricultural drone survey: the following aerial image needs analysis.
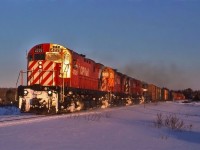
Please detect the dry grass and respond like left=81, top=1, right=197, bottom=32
left=154, top=113, right=192, bottom=131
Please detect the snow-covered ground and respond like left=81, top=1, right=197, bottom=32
left=0, top=106, right=20, bottom=115
left=0, top=101, right=200, bottom=150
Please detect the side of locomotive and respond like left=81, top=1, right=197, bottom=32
left=17, top=43, right=163, bottom=114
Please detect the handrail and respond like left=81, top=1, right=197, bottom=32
left=16, top=71, right=21, bottom=88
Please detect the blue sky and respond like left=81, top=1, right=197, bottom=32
left=0, top=0, right=200, bottom=90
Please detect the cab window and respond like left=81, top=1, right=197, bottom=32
left=28, top=55, right=33, bottom=61
left=34, top=54, right=45, bottom=60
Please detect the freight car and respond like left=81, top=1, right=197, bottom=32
left=170, top=91, right=185, bottom=100
left=17, top=43, right=161, bottom=113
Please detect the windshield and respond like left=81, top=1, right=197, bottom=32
left=34, top=54, right=45, bottom=60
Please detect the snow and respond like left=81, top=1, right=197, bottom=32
left=0, top=106, right=21, bottom=115
left=0, top=101, right=200, bottom=150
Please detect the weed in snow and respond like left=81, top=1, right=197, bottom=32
left=154, top=113, right=193, bottom=131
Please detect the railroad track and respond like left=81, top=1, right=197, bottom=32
left=0, top=115, right=45, bottom=122
left=0, top=114, right=47, bottom=126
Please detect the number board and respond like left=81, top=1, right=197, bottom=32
left=34, top=49, right=43, bottom=53
left=50, top=45, right=62, bottom=52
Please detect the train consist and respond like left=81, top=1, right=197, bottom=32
left=17, top=43, right=183, bottom=113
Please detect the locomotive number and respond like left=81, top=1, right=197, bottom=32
left=50, top=48, right=62, bottom=52
left=50, top=45, right=62, bottom=52
left=34, top=49, right=43, bottom=53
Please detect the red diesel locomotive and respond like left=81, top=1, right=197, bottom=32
left=17, top=43, right=145, bottom=113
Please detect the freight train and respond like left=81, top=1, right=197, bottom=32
left=17, top=43, right=174, bottom=114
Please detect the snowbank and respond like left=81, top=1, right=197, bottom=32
left=0, top=106, right=21, bottom=115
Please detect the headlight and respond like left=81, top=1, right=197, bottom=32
left=38, top=65, right=42, bottom=69
left=48, top=90, right=53, bottom=96
left=38, top=61, right=42, bottom=69
left=24, top=90, right=28, bottom=96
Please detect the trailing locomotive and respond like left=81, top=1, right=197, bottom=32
left=17, top=43, right=167, bottom=114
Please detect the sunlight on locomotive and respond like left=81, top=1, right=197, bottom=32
left=101, top=67, right=115, bottom=91
left=49, top=44, right=72, bottom=78
left=60, top=50, right=71, bottom=78
left=46, top=52, right=62, bottom=63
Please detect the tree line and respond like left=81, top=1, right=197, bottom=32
left=0, top=88, right=16, bottom=105
left=180, top=88, right=200, bottom=101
